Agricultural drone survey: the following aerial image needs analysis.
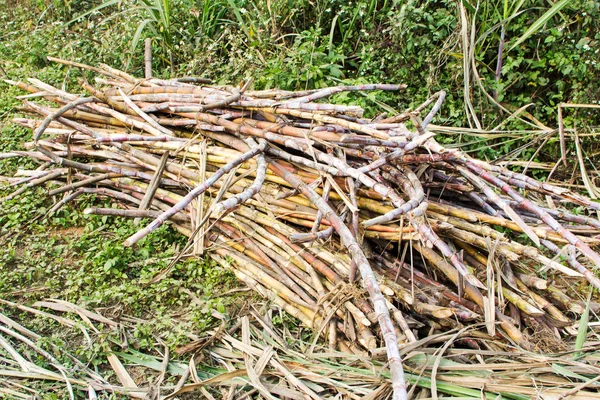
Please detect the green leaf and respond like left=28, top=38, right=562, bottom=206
left=126, top=18, right=153, bottom=70
left=552, top=363, right=591, bottom=381
left=508, top=0, right=571, bottom=52
left=104, top=258, right=115, bottom=272
left=65, top=0, right=120, bottom=26
left=574, top=290, right=592, bottom=359
left=114, top=350, right=188, bottom=376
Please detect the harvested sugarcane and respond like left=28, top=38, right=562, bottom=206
left=3, top=56, right=600, bottom=399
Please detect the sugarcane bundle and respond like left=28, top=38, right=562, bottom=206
left=3, top=57, right=600, bottom=399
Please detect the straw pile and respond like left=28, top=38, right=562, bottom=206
left=3, top=58, right=600, bottom=399
left=2, top=299, right=599, bottom=399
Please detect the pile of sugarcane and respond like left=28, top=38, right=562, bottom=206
left=3, top=58, right=600, bottom=400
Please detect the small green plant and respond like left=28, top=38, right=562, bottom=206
left=68, top=0, right=176, bottom=71
left=258, top=27, right=346, bottom=90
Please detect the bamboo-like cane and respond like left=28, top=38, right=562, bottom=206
left=118, top=88, right=173, bottom=136
left=278, top=84, right=406, bottom=105
left=124, top=141, right=266, bottom=246
left=84, top=207, right=190, bottom=222
left=33, top=97, right=96, bottom=142
left=269, top=161, right=408, bottom=400
left=135, top=151, right=170, bottom=224
left=214, top=139, right=267, bottom=214
left=466, top=162, right=600, bottom=282
left=48, top=173, right=123, bottom=196
left=144, top=38, right=152, bottom=79
left=4, top=169, right=67, bottom=201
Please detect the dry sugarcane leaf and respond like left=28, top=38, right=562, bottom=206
left=163, top=369, right=248, bottom=399
left=106, top=353, right=138, bottom=389
left=33, top=299, right=117, bottom=328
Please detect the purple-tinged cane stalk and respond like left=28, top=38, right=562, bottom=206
left=123, top=141, right=267, bottom=247
left=214, top=139, right=268, bottom=215
left=33, top=97, right=96, bottom=142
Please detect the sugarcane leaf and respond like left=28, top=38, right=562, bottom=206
left=328, top=14, right=339, bottom=57
left=476, top=10, right=526, bottom=46
left=113, top=350, right=189, bottom=376
left=508, top=0, right=571, bottom=52
left=552, top=363, right=590, bottom=381
left=574, top=132, right=600, bottom=199
left=459, top=0, right=476, bottom=14
left=405, top=353, right=489, bottom=377
left=162, top=0, right=171, bottom=28
left=56, top=367, right=75, bottom=400
left=404, top=371, right=527, bottom=399
left=128, top=19, right=153, bottom=68
left=107, top=353, right=137, bottom=388
left=574, top=290, right=592, bottom=359
left=65, top=0, right=120, bottom=26
left=508, top=0, right=528, bottom=18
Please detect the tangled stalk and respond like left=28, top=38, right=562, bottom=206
left=3, top=57, right=600, bottom=399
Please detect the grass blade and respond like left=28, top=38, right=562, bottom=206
left=65, top=0, right=120, bottom=26
left=574, top=289, right=592, bottom=359
left=508, top=0, right=571, bottom=51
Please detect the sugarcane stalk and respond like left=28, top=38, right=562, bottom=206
left=118, top=88, right=173, bottom=136
left=457, top=166, right=541, bottom=247
left=261, top=224, right=342, bottom=285
left=357, top=132, right=434, bottom=174
left=363, top=167, right=428, bottom=227
left=467, top=162, right=600, bottom=279
left=83, top=207, right=190, bottom=222
left=214, top=139, right=267, bottom=214
left=48, top=173, right=123, bottom=196
left=215, top=221, right=316, bottom=304
left=501, top=287, right=544, bottom=317
left=36, top=147, right=178, bottom=187
left=539, top=239, right=600, bottom=290
left=2, top=168, right=66, bottom=200
left=515, top=280, right=570, bottom=326
left=86, top=102, right=166, bottom=137
left=289, top=227, right=335, bottom=243
left=311, top=178, right=332, bottom=233
left=24, top=101, right=102, bottom=140
left=546, top=285, right=584, bottom=314
left=269, top=161, right=408, bottom=400
left=271, top=109, right=389, bottom=139
left=421, top=90, right=446, bottom=128
left=123, top=141, right=266, bottom=246
left=135, top=151, right=170, bottom=224
left=213, top=255, right=316, bottom=328
left=514, top=273, right=547, bottom=290
left=413, top=241, right=528, bottom=347
left=47, top=56, right=121, bottom=79
left=11, top=65, right=600, bottom=388
left=144, top=38, right=152, bottom=79
left=278, top=84, right=405, bottom=105
left=33, top=97, right=96, bottom=142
